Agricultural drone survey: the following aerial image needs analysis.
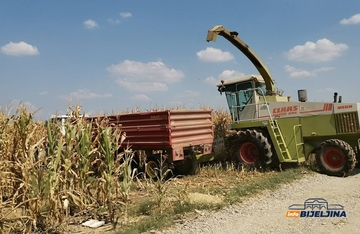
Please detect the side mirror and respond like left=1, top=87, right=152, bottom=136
left=218, top=80, right=225, bottom=95
left=218, top=86, right=225, bottom=95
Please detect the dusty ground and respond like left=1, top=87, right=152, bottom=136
left=156, top=168, right=360, bottom=234
left=65, top=168, right=360, bottom=234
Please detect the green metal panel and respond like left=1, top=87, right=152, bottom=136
left=267, top=120, right=292, bottom=162
left=230, top=120, right=264, bottom=129
left=269, top=118, right=305, bottom=163
left=300, top=114, right=336, bottom=137
left=300, top=112, right=360, bottom=159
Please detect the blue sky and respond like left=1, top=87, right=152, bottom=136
left=1, top=1, right=360, bottom=120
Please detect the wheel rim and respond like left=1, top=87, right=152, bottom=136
left=145, top=161, right=158, bottom=178
left=240, top=142, right=259, bottom=164
left=323, top=148, right=345, bottom=169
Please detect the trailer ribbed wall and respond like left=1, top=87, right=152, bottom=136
left=92, top=110, right=214, bottom=161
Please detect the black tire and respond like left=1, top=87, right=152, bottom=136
left=175, top=154, right=199, bottom=176
left=316, top=139, right=356, bottom=177
left=224, top=130, right=239, bottom=161
left=145, top=154, right=171, bottom=180
left=233, top=129, right=273, bottom=169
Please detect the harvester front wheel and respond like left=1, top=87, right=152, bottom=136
left=316, top=139, right=356, bottom=177
left=234, top=129, right=272, bottom=169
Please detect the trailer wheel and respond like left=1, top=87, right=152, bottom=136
left=145, top=155, right=171, bottom=180
left=316, top=139, right=356, bottom=177
left=234, top=129, right=272, bottom=169
left=175, top=154, right=199, bottom=176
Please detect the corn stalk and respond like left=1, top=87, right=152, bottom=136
left=96, top=118, right=122, bottom=222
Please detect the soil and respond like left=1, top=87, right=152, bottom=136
left=155, top=168, right=360, bottom=234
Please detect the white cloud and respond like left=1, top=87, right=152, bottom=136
left=204, top=70, right=245, bottom=86
left=284, top=65, right=313, bottom=78
left=325, top=87, right=336, bottom=92
left=197, top=47, right=234, bottom=62
left=285, top=38, right=348, bottom=63
left=340, top=13, right=360, bottom=25
left=1, top=41, right=40, bottom=56
left=176, top=90, right=200, bottom=98
left=204, top=76, right=218, bottom=85
left=108, top=19, right=121, bottom=25
left=61, top=89, right=112, bottom=100
left=108, top=12, right=132, bottom=25
left=313, top=67, right=334, bottom=73
left=8, top=99, right=38, bottom=113
left=219, top=70, right=245, bottom=80
left=84, top=19, right=99, bottom=29
left=117, top=80, right=168, bottom=92
left=284, top=65, right=334, bottom=78
left=131, top=94, right=150, bottom=102
left=120, top=12, right=132, bottom=18
left=107, top=60, right=184, bottom=92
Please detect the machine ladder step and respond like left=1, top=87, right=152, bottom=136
left=269, top=120, right=292, bottom=162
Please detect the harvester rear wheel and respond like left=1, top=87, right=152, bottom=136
left=316, top=139, right=356, bottom=177
left=233, top=129, right=272, bottom=169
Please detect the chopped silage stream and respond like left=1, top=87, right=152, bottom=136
left=156, top=169, right=360, bottom=234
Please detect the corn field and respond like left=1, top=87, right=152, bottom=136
left=0, top=106, right=133, bottom=233
left=0, top=106, right=230, bottom=233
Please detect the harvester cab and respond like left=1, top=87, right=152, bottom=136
left=217, top=74, right=267, bottom=122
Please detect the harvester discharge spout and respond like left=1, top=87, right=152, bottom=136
left=206, top=25, right=277, bottom=96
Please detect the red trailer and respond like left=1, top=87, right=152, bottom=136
left=92, top=109, right=216, bottom=177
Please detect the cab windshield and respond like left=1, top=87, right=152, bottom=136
left=221, top=80, right=266, bottom=122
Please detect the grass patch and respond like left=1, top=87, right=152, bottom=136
left=173, top=200, right=222, bottom=215
left=226, top=167, right=309, bottom=204
left=115, top=166, right=310, bottom=234
left=118, top=201, right=223, bottom=234
left=117, top=213, right=174, bottom=234
left=130, top=200, right=156, bottom=216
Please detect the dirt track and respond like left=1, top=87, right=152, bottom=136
left=158, top=169, right=360, bottom=234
